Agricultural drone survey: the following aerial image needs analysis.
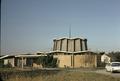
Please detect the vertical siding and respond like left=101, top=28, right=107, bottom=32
left=53, top=52, right=97, bottom=68
left=74, top=53, right=97, bottom=68
left=53, top=40, right=56, bottom=51
left=82, top=40, right=85, bottom=51
left=84, top=39, right=88, bottom=50
left=68, top=39, right=74, bottom=52
left=4, top=58, right=15, bottom=67
left=61, top=39, right=67, bottom=51
left=56, top=40, right=61, bottom=51
left=54, top=54, right=72, bottom=68
left=80, top=39, right=82, bottom=51
left=75, top=39, right=80, bottom=51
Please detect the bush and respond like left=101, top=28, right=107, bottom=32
left=0, top=60, right=4, bottom=68
left=36, top=55, right=57, bottom=68
left=109, top=52, right=120, bottom=62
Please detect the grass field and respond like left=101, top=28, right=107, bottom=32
left=4, top=71, right=120, bottom=81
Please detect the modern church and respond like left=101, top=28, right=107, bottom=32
left=48, top=37, right=99, bottom=68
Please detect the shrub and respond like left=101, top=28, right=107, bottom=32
left=0, top=59, right=4, bottom=68
left=36, top=55, right=57, bottom=68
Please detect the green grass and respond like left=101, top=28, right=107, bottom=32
left=5, top=71, right=120, bottom=81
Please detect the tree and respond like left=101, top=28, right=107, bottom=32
left=0, top=59, right=4, bottom=68
left=108, top=51, right=120, bottom=62
left=36, top=55, right=57, bottom=68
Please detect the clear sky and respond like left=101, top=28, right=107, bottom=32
left=1, top=0, right=120, bottom=55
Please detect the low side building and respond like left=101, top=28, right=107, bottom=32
left=0, top=55, right=15, bottom=67
left=0, top=54, right=47, bottom=68
left=101, top=54, right=111, bottom=63
left=15, top=54, right=47, bottom=68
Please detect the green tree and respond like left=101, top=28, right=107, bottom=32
left=108, top=51, right=120, bottom=62
left=0, top=59, right=4, bottom=68
left=36, top=55, right=57, bottom=68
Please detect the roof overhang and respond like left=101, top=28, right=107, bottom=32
left=15, top=54, right=47, bottom=57
left=0, top=55, right=15, bottom=59
left=48, top=50, right=93, bottom=54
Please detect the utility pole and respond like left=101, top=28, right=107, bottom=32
left=0, top=0, right=1, bottom=56
left=69, top=24, right=71, bottom=38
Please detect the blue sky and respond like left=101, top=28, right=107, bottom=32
left=1, top=0, right=120, bottom=55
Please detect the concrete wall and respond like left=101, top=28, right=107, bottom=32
left=53, top=52, right=97, bottom=68
left=101, top=54, right=111, bottom=63
left=56, top=40, right=61, bottom=51
left=61, top=39, right=67, bottom=51
left=68, top=39, right=74, bottom=52
left=54, top=54, right=72, bottom=68
left=4, top=58, right=15, bottom=67
left=74, top=54, right=97, bottom=68
left=75, top=39, right=80, bottom=51
left=33, top=63, right=42, bottom=68
left=53, top=38, right=88, bottom=52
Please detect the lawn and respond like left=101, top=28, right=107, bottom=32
left=4, top=71, right=120, bottom=81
